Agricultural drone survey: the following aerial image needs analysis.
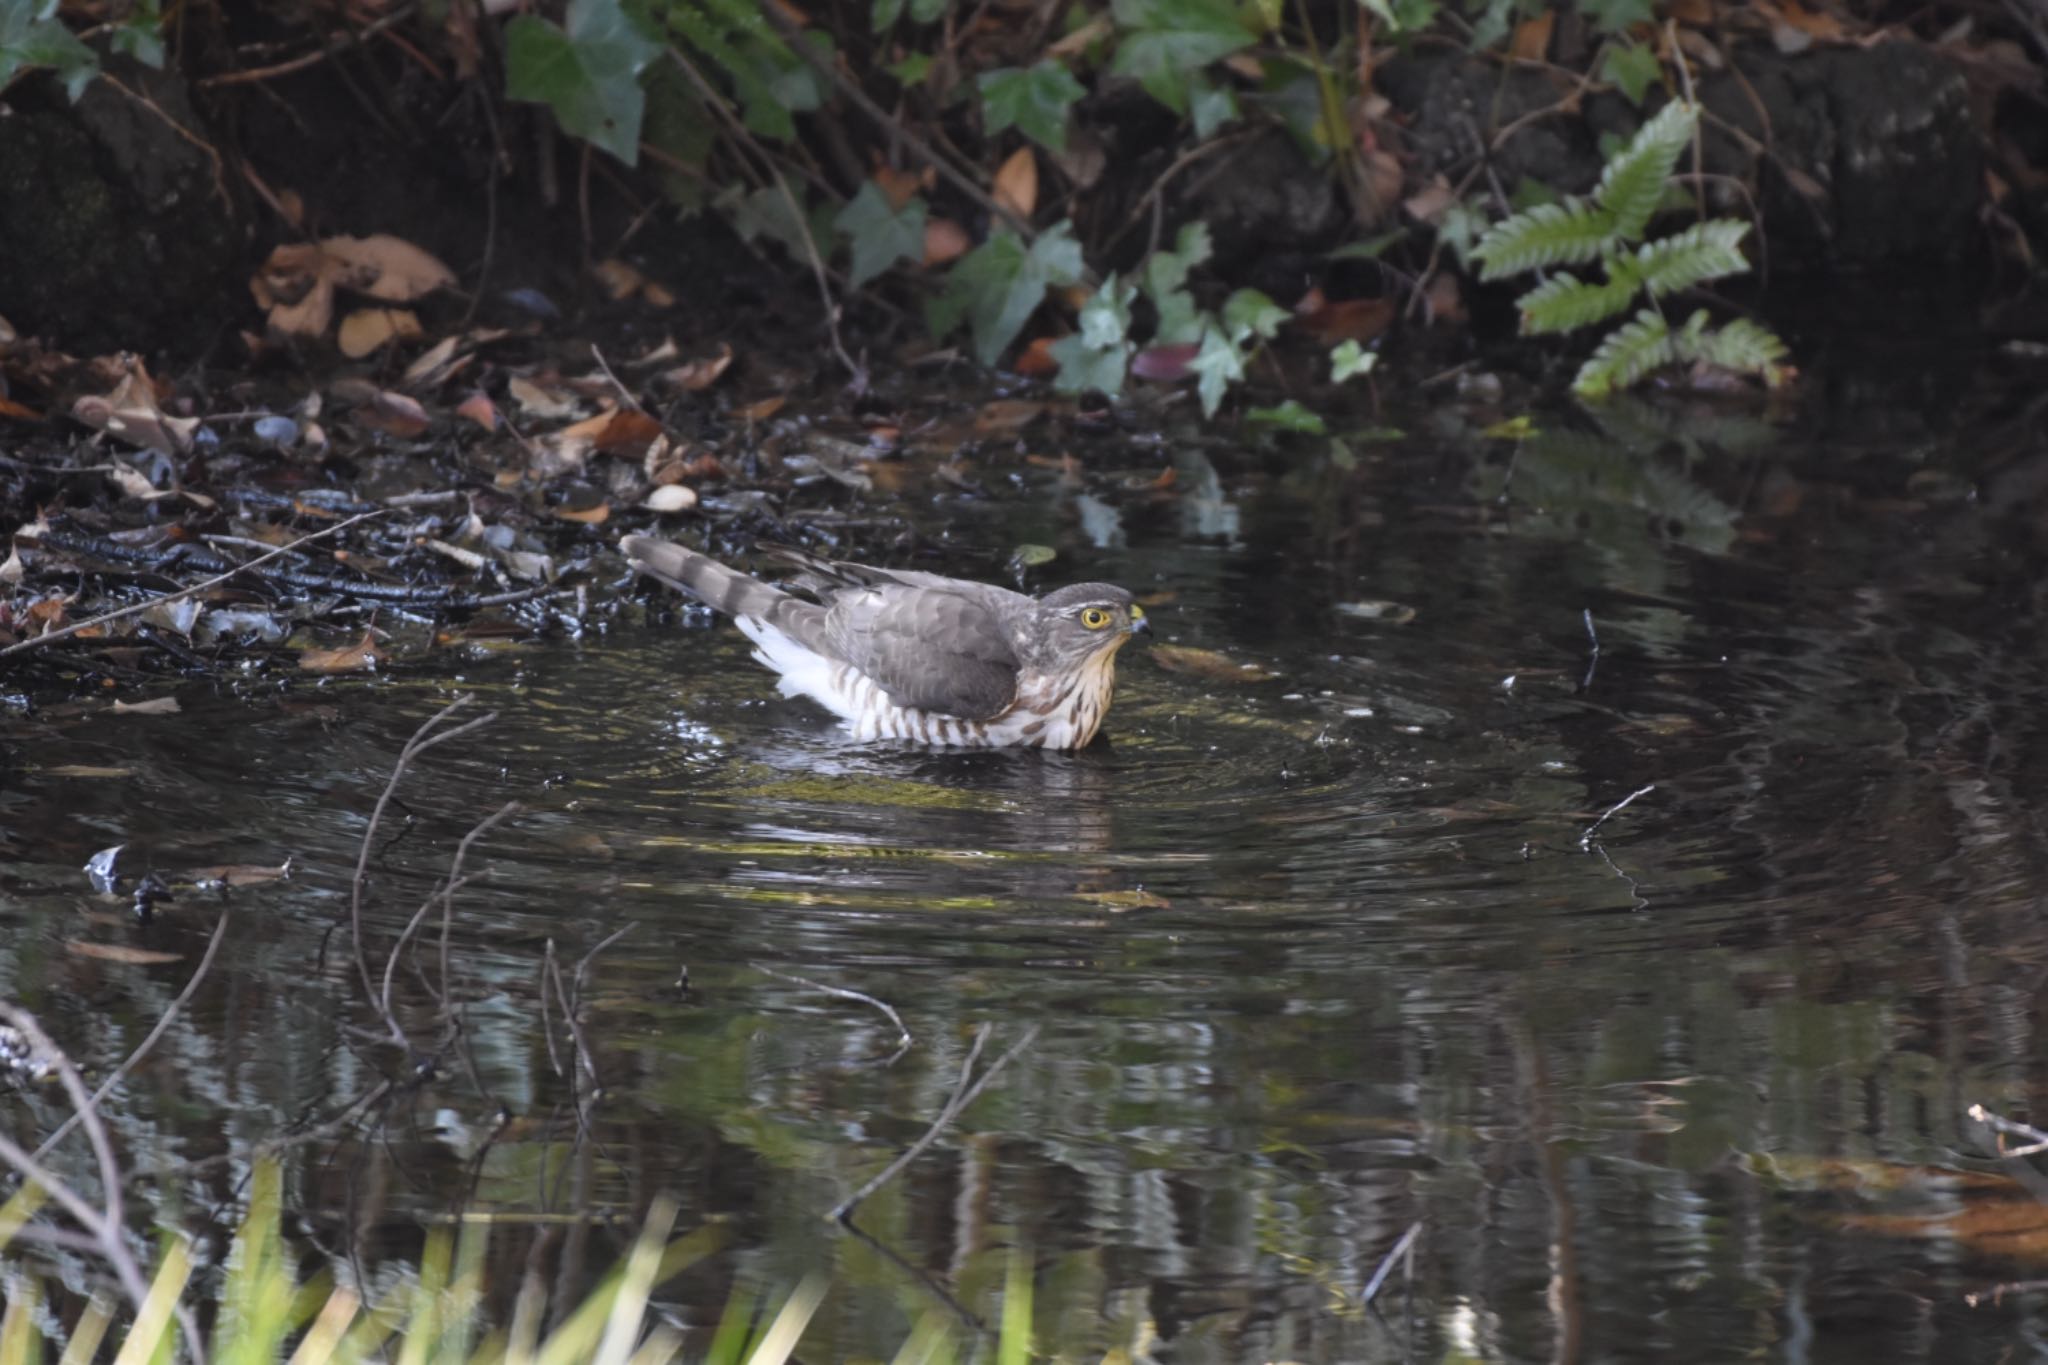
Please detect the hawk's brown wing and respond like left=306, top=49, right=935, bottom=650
left=821, top=581, right=1024, bottom=721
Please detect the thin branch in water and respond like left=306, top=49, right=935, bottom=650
left=1579, top=784, right=1655, bottom=850
left=31, top=910, right=233, bottom=1163
left=1360, top=1219, right=1422, bottom=1307
left=0, top=1006, right=207, bottom=1363
left=1970, top=1103, right=2048, bottom=1158
left=756, top=965, right=913, bottom=1061
left=348, top=696, right=498, bottom=1021
left=830, top=1022, right=1041, bottom=1224
left=435, top=801, right=524, bottom=1006
left=1579, top=608, right=1600, bottom=692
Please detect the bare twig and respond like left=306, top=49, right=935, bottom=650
left=587, top=345, right=645, bottom=414
left=1579, top=784, right=1655, bottom=850
left=31, top=910, right=233, bottom=1163
left=1360, top=1220, right=1422, bottom=1306
left=757, top=965, right=913, bottom=1062
left=436, top=802, right=524, bottom=1005
left=349, top=697, right=498, bottom=1021
left=0, top=1007, right=206, bottom=1362
left=830, top=1023, right=1040, bottom=1223
left=199, top=2, right=419, bottom=86
left=1970, top=1103, right=2048, bottom=1158
left=1, top=510, right=385, bottom=660
left=1579, top=608, right=1600, bottom=692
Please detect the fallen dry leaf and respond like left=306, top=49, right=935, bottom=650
left=593, top=258, right=648, bottom=300
left=554, top=502, right=610, bottom=525
left=320, top=234, right=457, bottom=301
left=663, top=342, right=733, bottom=392
left=642, top=484, right=698, bottom=512
left=354, top=389, right=431, bottom=439
left=735, top=395, right=787, bottom=423
left=44, top=764, right=133, bottom=778
left=924, top=217, right=971, bottom=266
left=1148, top=643, right=1280, bottom=683
left=456, top=392, right=499, bottom=431
left=1295, top=296, right=1398, bottom=346
left=189, top=861, right=292, bottom=887
left=1075, top=889, right=1171, bottom=911
left=72, top=360, right=199, bottom=452
left=403, top=335, right=464, bottom=386
left=874, top=164, right=930, bottom=211
left=556, top=405, right=662, bottom=455
left=67, top=942, right=184, bottom=965
left=509, top=375, right=580, bottom=418
left=993, top=145, right=1038, bottom=218
left=974, top=398, right=1047, bottom=435
left=1013, top=335, right=1059, bottom=377
left=338, top=307, right=424, bottom=358
left=299, top=631, right=386, bottom=674
left=1510, top=11, right=1555, bottom=59
left=111, top=696, right=181, bottom=715
left=0, top=393, right=41, bottom=420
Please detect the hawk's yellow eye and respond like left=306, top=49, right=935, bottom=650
left=1080, top=607, right=1112, bottom=630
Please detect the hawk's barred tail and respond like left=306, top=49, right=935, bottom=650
left=621, top=536, right=826, bottom=646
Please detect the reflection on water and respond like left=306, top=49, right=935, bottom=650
left=10, top=383, right=2048, bottom=1361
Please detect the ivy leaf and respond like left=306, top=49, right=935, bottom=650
left=1142, top=222, right=1212, bottom=302
left=1247, top=400, right=1326, bottom=433
left=1221, top=288, right=1288, bottom=345
left=1602, top=40, right=1661, bottom=106
left=0, top=1, right=100, bottom=100
left=1331, top=340, right=1377, bottom=382
left=1053, top=272, right=1137, bottom=396
left=887, top=53, right=932, bottom=85
left=1188, top=325, right=1245, bottom=417
left=725, top=184, right=825, bottom=264
left=835, top=182, right=926, bottom=288
left=1110, top=0, right=1254, bottom=113
left=910, top=0, right=949, bottom=20
left=979, top=61, right=1086, bottom=151
left=1579, top=0, right=1656, bottom=34
left=932, top=222, right=1085, bottom=365
left=1078, top=272, right=1136, bottom=347
left=506, top=0, right=660, bottom=164
left=1052, top=332, right=1134, bottom=396
left=872, top=0, right=905, bottom=29
left=1190, top=80, right=1239, bottom=138
left=111, top=0, right=165, bottom=68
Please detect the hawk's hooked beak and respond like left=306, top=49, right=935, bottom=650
left=1128, top=605, right=1149, bottom=636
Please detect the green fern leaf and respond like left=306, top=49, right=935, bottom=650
left=1634, top=220, right=1749, bottom=297
left=1472, top=199, right=1617, bottom=280
left=1595, top=100, right=1696, bottom=242
left=1574, top=308, right=1673, bottom=399
left=1516, top=258, right=1641, bottom=335
left=1673, top=315, right=1791, bottom=386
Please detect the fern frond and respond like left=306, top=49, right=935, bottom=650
left=1634, top=220, right=1750, bottom=297
left=1516, top=259, right=1640, bottom=335
left=1574, top=308, right=1673, bottom=399
left=1673, top=315, right=1791, bottom=386
left=1595, top=100, right=1697, bottom=242
left=1472, top=199, right=1617, bottom=280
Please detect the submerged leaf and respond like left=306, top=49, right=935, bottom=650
left=1148, top=643, right=1279, bottom=682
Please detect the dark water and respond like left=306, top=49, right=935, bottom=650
left=9, top=379, right=2048, bottom=1361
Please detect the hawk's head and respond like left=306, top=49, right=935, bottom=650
left=1031, top=582, right=1149, bottom=668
